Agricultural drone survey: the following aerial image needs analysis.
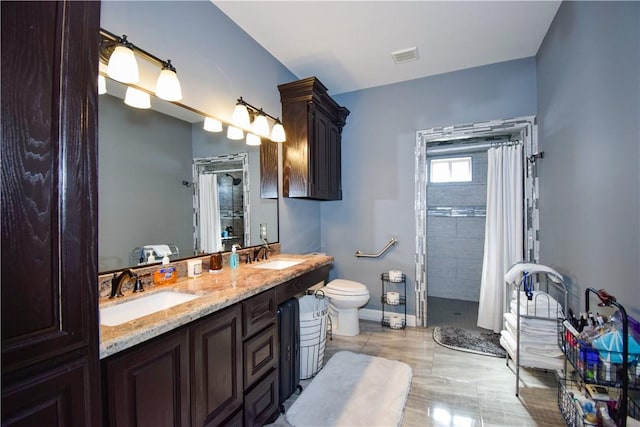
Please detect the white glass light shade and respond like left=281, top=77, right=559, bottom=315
left=124, top=87, right=151, bottom=109
left=231, top=103, right=251, bottom=128
left=246, top=133, right=261, bottom=146
left=203, top=117, right=223, bottom=132
left=155, top=68, right=182, bottom=101
left=226, top=125, right=244, bottom=140
left=107, top=45, right=139, bottom=83
left=270, top=122, right=286, bottom=142
left=98, top=75, right=107, bottom=95
left=252, top=114, right=270, bottom=138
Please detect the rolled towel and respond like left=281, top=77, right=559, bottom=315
left=144, top=244, right=172, bottom=257
left=504, top=262, right=564, bottom=285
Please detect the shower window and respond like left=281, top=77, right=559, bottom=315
left=430, top=157, right=472, bottom=183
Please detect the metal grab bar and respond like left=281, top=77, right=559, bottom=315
left=355, top=238, right=398, bottom=258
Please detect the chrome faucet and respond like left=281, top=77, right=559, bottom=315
left=110, top=269, right=138, bottom=298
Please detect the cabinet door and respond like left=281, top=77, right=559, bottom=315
left=1, top=1, right=101, bottom=426
left=104, top=329, right=191, bottom=427
left=311, top=107, right=342, bottom=200
left=192, top=305, right=243, bottom=427
left=2, top=358, right=94, bottom=427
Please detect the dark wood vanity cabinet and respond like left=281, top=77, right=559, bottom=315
left=102, top=291, right=280, bottom=427
left=102, top=305, right=243, bottom=427
left=103, top=329, right=192, bottom=427
left=1, top=2, right=102, bottom=426
left=278, top=77, right=350, bottom=201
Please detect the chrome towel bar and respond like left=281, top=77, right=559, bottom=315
left=355, top=238, right=398, bottom=258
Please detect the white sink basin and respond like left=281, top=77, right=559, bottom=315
left=100, top=291, right=200, bottom=326
left=251, top=259, right=303, bottom=270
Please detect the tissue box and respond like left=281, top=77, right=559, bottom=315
left=187, top=259, right=203, bottom=278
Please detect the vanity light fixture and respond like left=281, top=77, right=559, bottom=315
left=105, top=35, right=139, bottom=83
left=231, top=97, right=251, bottom=128
left=100, top=28, right=183, bottom=102
left=203, top=117, right=223, bottom=132
left=155, top=60, right=182, bottom=102
left=251, top=111, right=270, bottom=138
left=227, top=125, right=244, bottom=140
left=232, top=97, right=287, bottom=142
left=270, top=119, right=286, bottom=143
left=124, top=86, right=151, bottom=109
left=246, top=132, right=261, bottom=146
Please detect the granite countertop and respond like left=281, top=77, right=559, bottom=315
left=99, top=253, right=333, bottom=359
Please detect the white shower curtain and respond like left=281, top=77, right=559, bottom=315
left=198, top=173, right=223, bottom=253
left=477, top=145, right=524, bottom=333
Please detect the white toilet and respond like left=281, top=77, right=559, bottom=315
left=323, top=279, right=370, bottom=336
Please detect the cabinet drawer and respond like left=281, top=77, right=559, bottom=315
left=242, top=289, right=276, bottom=338
left=243, top=368, right=279, bottom=427
left=243, top=323, right=278, bottom=390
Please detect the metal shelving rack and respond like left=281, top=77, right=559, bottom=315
left=558, top=288, right=639, bottom=427
left=380, top=272, right=407, bottom=329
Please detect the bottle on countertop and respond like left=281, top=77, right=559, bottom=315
left=209, top=251, right=222, bottom=272
left=230, top=245, right=239, bottom=269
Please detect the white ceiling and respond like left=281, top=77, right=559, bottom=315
left=213, top=1, right=561, bottom=95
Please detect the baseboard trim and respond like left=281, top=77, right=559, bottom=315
left=359, top=308, right=417, bottom=327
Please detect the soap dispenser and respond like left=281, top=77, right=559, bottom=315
left=230, top=244, right=239, bottom=269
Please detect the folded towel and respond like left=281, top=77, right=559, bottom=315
left=504, top=262, right=564, bottom=284
left=510, top=291, right=564, bottom=318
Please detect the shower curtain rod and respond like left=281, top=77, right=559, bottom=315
left=426, top=139, right=521, bottom=155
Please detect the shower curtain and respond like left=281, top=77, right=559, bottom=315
left=477, top=145, right=524, bottom=333
left=198, top=173, right=223, bottom=253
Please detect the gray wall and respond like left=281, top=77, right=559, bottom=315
left=427, top=151, right=487, bottom=301
left=98, top=94, right=193, bottom=271
left=329, top=58, right=537, bottom=312
left=536, top=1, right=640, bottom=318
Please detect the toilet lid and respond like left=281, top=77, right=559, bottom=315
left=326, top=279, right=368, bottom=295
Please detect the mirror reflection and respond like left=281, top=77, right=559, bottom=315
left=98, top=78, right=278, bottom=272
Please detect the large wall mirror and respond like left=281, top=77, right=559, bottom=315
left=98, top=77, right=278, bottom=272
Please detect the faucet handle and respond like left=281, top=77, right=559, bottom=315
left=132, top=275, right=144, bottom=293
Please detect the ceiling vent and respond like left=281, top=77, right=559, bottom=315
left=391, top=47, right=419, bottom=64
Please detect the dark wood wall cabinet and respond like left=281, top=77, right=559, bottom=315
left=278, top=77, right=350, bottom=201
left=1, top=1, right=102, bottom=426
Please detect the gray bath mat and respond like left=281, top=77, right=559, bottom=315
left=433, top=326, right=506, bottom=358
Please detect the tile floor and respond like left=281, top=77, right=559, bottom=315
left=274, top=297, right=567, bottom=426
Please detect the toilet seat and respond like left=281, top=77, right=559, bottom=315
left=325, top=279, right=369, bottom=296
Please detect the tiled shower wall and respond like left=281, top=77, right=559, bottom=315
left=426, top=151, right=487, bottom=302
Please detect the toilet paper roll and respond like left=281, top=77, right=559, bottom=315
left=386, top=291, right=399, bottom=305
left=389, top=270, right=403, bottom=282
left=389, top=315, right=403, bottom=329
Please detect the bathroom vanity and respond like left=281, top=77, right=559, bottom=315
left=99, top=254, right=332, bottom=427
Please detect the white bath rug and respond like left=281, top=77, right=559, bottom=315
left=285, top=351, right=413, bottom=427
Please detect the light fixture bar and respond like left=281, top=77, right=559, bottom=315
left=234, top=97, right=286, bottom=142
left=235, top=97, right=281, bottom=124
left=100, top=28, right=169, bottom=71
